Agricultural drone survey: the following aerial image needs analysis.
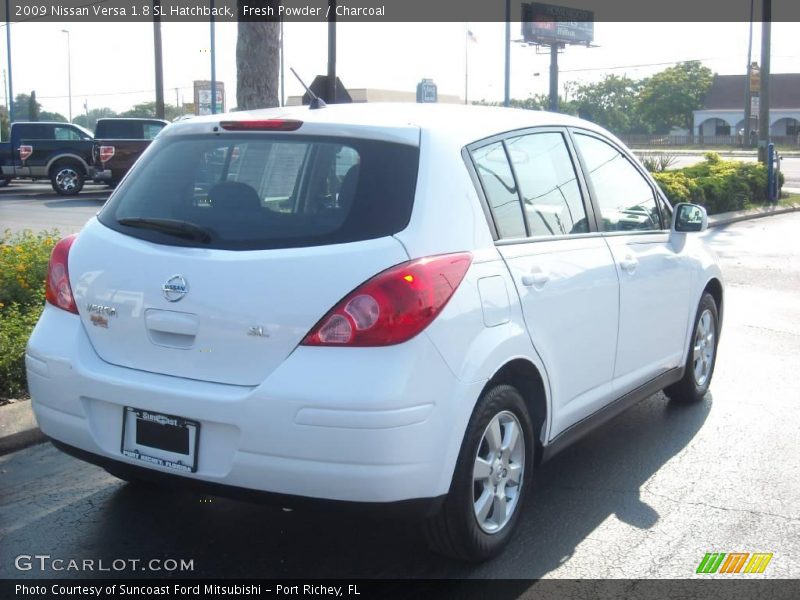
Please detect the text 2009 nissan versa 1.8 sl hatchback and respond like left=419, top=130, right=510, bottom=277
left=28, top=104, right=722, bottom=561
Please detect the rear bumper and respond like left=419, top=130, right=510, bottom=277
left=93, top=168, right=114, bottom=181
left=49, top=438, right=445, bottom=519
left=27, top=305, right=484, bottom=506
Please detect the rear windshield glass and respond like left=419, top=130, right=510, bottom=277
left=98, top=134, right=419, bottom=250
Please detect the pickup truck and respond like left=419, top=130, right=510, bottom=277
left=0, top=121, right=94, bottom=194
left=91, top=118, right=168, bottom=186
left=0, top=118, right=169, bottom=195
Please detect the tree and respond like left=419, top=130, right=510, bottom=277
left=0, top=106, right=9, bottom=140
left=40, top=110, right=68, bottom=122
left=637, top=61, right=714, bottom=134
left=236, top=2, right=280, bottom=110
left=13, top=93, right=37, bottom=121
left=473, top=94, right=578, bottom=115
left=29, top=91, right=40, bottom=121
left=570, top=75, right=650, bottom=135
left=121, top=101, right=184, bottom=121
left=74, top=107, right=118, bottom=131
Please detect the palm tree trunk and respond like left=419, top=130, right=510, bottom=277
left=236, top=9, right=280, bottom=111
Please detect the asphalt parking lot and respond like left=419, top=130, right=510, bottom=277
left=0, top=185, right=798, bottom=581
left=0, top=182, right=111, bottom=235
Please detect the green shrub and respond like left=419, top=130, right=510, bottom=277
left=0, top=229, right=59, bottom=400
left=650, top=155, right=777, bottom=215
left=1, top=229, right=59, bottom=307
left=651, top=171, right=704, bottom=204
left=0, top=297, right=44, bottom=399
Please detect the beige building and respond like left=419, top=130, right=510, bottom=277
left=287, top=88, right=462, bottom=106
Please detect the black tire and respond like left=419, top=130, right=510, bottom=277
left=50, top=161, right=85, bottom=196
left=665, top=292, right=719, bottom=404
left=424, top=384, right=534, bottom=562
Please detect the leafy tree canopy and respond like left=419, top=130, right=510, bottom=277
left=637, top=61, right=714, bottom=134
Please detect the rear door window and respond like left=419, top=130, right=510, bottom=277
left=20, top=125, right=55, bottom=140
left=99, top=134, right=419, bottom=250
left=471, top=142, right=527, bottom=239
left=505, top=132, right=589, bottom=236
left=54, top=126, right=88, bottom=141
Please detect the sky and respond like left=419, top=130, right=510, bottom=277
left=1, top=20, right=799, bottom=120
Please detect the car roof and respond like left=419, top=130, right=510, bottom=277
left=164, top=103, right=608, bottom=147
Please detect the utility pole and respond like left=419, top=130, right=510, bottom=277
left=61, top=29, right=72, bottom=122
left=758, top=0, right=771, bottom=163
left=210, top=0, right=217, bottom=114
left=280, top=19, right=285, bottom=107
left=742, top=0, right=754, bottom=148
left=503, top=0, right=510, bottom=107
left=549, top=44, right=559, bottom=112
left=5, top=0, right=13, bottom=123
left=153, top=1, right=165, bottom=119
left=326, top=0, right=336, bottom=103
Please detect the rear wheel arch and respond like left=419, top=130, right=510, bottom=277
left=485, top=358, right=548, bottom=464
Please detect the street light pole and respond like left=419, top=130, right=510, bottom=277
left=742, top=0, right=754, bottom=148
left=153, top=0, right=165, bottom=119
left=503, top=0, right=510, bottom=107
left=210, top=0, right=217, bottom=114
left=549, top=43, right=559, bottom=112
left=758, top=0, right=771, bottom=163
left=61, top=29, right=72, bottom=122
left=5, top=0, right=13, bottom=123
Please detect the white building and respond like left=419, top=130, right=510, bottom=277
left=693, top=73, right=800, bottom=140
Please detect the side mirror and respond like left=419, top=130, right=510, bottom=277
left=672, top=203, right=708, bottom=233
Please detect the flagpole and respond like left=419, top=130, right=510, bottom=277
left=464, top=23, right=469, bottom=105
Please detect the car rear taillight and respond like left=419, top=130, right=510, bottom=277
left=45, top=235, right=78, bottom=314
left=98, top=145, right=115, bottom=163
left=301, top=252, right=473, bottom=347
left=219, top=119, right=303, bottom=132
left=19, top=145, right=32, bottom=162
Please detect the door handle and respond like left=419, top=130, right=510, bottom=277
left=521, top=271, right=550, bottom=287
left=619, top=255, right=638, bottom=273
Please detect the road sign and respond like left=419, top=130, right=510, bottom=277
left=750, top=66, right=761, bottom=93
left=521, top=2, right=594, bottom=46
left=194, top=81, right=225, bottom=116
left=302, top=76, right=352, bottom=104
left=751, top=95, right=760, bottom=115
left=416, top=79, right=438, bottom=103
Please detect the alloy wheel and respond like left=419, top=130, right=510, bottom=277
left=472, top=410, right=525, bottom=534
left=693, top=308, right=715, bottom=387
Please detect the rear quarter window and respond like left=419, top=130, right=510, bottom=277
left=98, top=134, right=420, bottom=250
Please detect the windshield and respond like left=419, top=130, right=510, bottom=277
left=98, top=134, right=419, bottom=250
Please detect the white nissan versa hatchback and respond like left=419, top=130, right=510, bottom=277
left=27, top=104, right=723, bottom=561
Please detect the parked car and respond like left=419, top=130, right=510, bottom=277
left=0, top=118, right=169, bottom=195
left=0, top=121, right=94, bottom=193
left=27, top=104, right=723, bottom=562
left=91, top=118, right=168, bottom=186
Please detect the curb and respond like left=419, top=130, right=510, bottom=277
left=0, top=400, right=46, bottom=456
left=632, top=149, right=800, bottom=158
left=708, top=203, right=800, bottom=228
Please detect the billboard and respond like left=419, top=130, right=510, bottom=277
left=194, top=81, right=225, bottom=115
left=522, top=2, right=594, bottom=46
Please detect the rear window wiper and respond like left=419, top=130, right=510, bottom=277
left=117, top=217, right=212, bottom=243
